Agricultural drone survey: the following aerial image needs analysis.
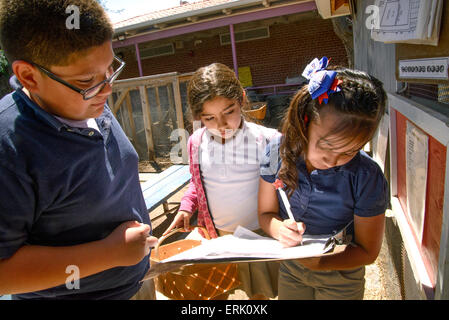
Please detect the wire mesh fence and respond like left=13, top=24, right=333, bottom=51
left=109, top=72, right=297, bottom=171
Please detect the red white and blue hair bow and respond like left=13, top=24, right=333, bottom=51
left=302, top=57, right=342, bottom=104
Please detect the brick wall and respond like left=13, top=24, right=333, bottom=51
left=117, top=15, right=348, bottom=87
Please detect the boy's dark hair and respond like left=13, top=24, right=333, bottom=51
left=0, top=0, right=113, bottom=67
left=279, top=67, right=387, bottom=195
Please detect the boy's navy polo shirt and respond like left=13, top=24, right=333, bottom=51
left=260, top=136, right=389, bottom=236
left=0, top=77, right=151, bottom=299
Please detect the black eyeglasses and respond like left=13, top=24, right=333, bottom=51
left=29, top=56, right=125, bottom=100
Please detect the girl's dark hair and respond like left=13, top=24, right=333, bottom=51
left=0, top=0, right=113, bottom=67
left=187, top=63, right=248, bottom=120
left=279, top=67, right=387, bottom=195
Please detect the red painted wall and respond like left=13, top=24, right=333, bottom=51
left=116, top=15, right=348, bottom=86
left=395, top=110, right=446, bottom=287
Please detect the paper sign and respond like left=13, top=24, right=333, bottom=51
left=405, top=121, right=428, bottom=242
left=399, top=57, right=449, bottom=80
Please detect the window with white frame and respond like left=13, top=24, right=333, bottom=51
left=140, top=43, right=175, bottom=59
left=220, top=26, right=270, bottom=45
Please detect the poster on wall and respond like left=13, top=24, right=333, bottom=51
left=405, top=121, right=429, bottom=243
left=238, top=66, right=253, bottom=88
left=371, top=0, right=443, bottom=46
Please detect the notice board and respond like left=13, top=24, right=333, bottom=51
left=396, top=1, right=449, bottom=84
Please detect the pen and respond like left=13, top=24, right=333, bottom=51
left=273, top=179, right=303, bottom=245
left=273, top=179, right=295, bottom=221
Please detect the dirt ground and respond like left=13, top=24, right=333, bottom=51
left=141, top=164, right=396, bottom=300
left=139, top=159, right=173, bottom=173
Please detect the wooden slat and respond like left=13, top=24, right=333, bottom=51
left=172, top=78, right=188, bottom=164
left=178, top=72, right=194, bottom=83
left=139, top=85, right=156, bottom=161
left=112, top=88, right=131, bottom=114
left=126, top=94, right=138, bottom=144
left=119, top=100, right=131, bottom=139
left=112, top=73, right=178, bottom=90
left=154, top=86, right=164, bottom=123
left=167, top=83, right=174, bottom=115
left=107, top=96, right=115, bottom=115
left=166, top=84, right=178, bottom=130
left=110, top=72, right=194, bottom=164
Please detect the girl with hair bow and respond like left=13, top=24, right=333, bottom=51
left=258, top=57, right=389, bottom=300
left=164, top=63, right=281, bottom=300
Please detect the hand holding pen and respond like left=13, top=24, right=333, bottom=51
left=273, top=179, right=306, bottom=247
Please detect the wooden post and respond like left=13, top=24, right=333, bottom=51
left=154, top=86, right=164, bottom=123
left=113, top=88, right=131, bottom=114
left=436, top=153, right=449, bottom=299
left=166, top=84, right=178, bottom=131
left=107, top=96, right=115, bottom=115
left=172, top=77, right=188, bottom=164
left=109, top=90, right=130, bottom=138
left=139, top=85, right=156, bottom=161
left=126, top=94, right=138, bottom=145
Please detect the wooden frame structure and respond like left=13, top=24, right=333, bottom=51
left=108, top=72, right=193, bottom=165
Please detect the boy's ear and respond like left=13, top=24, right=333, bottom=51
left=12, top=61, right=41, bottom=92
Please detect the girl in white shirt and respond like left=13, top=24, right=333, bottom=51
left=164, top=63, right=280, bottom=299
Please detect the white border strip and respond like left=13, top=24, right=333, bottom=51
left=391, top=197, right=433, bottom=296
left=389, top=106, right=398, bottom=197
left=435, top=150, right=449, bottom=299
left=387, top=93, right=449, bottom=146
left=389, top=94, right=449, bottom=299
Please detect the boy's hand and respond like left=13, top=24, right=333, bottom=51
left=163, top=210, right=192, bottom=236
left=278, top=219, right=306, bottom=247
left=105, top=221, right=157, bottom=267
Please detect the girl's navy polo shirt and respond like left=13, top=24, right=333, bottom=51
left=260, top=136, right=389, bottom=236
left=0, top=77, right=150, bottom=299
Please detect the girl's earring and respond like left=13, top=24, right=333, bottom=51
left=304, top=115, right=309, bottom=126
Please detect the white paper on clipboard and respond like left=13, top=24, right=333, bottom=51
left=161, top=226, right=333, bottom=263
left=144, top=226, right=350, bottom=280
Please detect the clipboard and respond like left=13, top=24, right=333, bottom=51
left=143, top=223, right=354, bottom=280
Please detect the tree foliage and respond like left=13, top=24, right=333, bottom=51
left=96, top=0, right=124, bottom=14
left=0, top=50, right=9, bottom=75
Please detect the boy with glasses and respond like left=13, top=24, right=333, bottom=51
left=0, top=0, right=157, bottom=299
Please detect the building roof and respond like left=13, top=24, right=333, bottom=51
left=113, top=0, right=239, bottom=30
left=112, top=0, right=318, bottom=48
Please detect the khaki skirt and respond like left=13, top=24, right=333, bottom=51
left=217, top=229, right=279, bottom=299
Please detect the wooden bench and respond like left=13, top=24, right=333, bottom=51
left=140, top=164, right=191, bottom=221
